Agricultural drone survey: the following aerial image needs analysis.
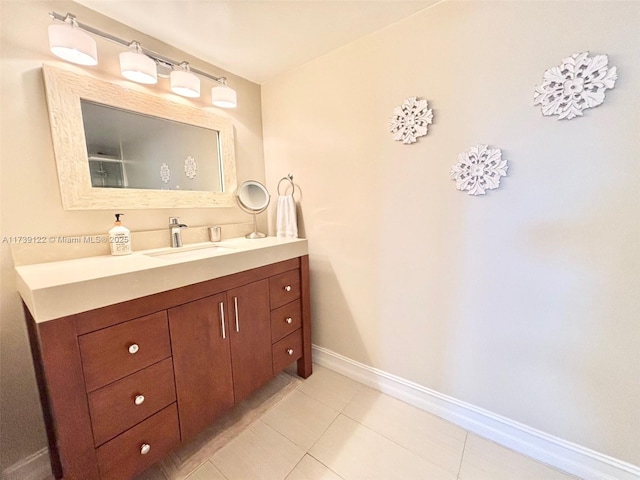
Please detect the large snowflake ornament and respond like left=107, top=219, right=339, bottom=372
left=451, top=144, right=508, bottom=196
left=533, top=52, right=617, bottom=120
left=389, top=97, right=433, bottom=144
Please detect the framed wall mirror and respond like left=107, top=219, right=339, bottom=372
left=42, top=64, right=237, bottom=209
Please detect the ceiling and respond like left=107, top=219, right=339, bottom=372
left=74, top=0, right=440, bottom=84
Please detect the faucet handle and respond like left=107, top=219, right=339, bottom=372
left=169, top=216, right=180, bottom=226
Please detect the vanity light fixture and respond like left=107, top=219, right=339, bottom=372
left=120, top=41, right=157, bottom=84
left=47, top=13, right=98, bottom=66
left=211, top=78, right=238, bottom=108
left=47, top=11, right=237, bottom=108
left=170, top=62, right=200, bottom=98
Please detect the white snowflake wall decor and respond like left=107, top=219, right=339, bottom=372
left=450, top=144, right=508, bottom=196
left=389, top=97, right=433, bottom=144
left=184, top=155, right=197, bottom=179
left=160, top=163, right=171, bottom=183
left=533, top=52, right=617, bottom=120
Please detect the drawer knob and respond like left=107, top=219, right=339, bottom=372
left=128, top=344, right=139, bottom=354
left=134, top=394, right=145, bottom=406
left=287, top=348, right=294, bottom=356
left=140, top=443, right=151, bottom=455
left=285, top=317, right=293, bottom=324
left=284, top=285, right=292, bottom=292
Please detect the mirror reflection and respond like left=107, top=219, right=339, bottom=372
left=81, top=100, right=223, bottom=192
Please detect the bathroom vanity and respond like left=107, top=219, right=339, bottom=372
left=17, top=237, right=311, bottom=480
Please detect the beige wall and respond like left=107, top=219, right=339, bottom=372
left=263, top=0, right=640, bottom=466
left=2, top=0, right=639, bottom=472
left=0, top=0, right=265, bottom=471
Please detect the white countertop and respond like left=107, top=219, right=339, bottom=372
left=16, top=236, right=308, bottom=323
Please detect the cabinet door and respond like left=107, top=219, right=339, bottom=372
left=169, top=294, right=234, bottom=441
left=227, top=279, right=273, bottom=403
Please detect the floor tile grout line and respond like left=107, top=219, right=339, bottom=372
left=198, top=375, right=304, bottom=466
left=208, top=419, right=304, bottom=480
left=260, top=387, right=342, bottom=454
left=211, top=460, right=229, bottom=480
left=297, top=383, right=362, bottom=413
left=159, top=366, right=464, bottom=480
left=332, top=413, right=460, bottom=478
left=313, top=367, right=467, bottom=477
left=145, top=364, right=580, bottom=480
left=283, top=454, right=307, bottom=480
left=204, top=367, right=353, bottom=480
left=306, top=452, right=347, bottom=480
left=209, top=376, right=303, bottom=450
left=304, top=420, right=340, bottom=454
left=255, top=418, right=307, bottom=451
left=339, top=383, right=364, bottom=413
left=339, top=391, right=465, bottom=478
left=293, top=408, right=347, bottom=479
left=295, top=387, right=342, bottom=415
left=306, top=411, right=344, bottom=453
left=456, top=431, right=469, bottom=479
left=193, top=459, right=229, bottom=480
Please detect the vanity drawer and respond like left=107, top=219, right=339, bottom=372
left=79, top=311, right=171, bottom=392
left=88, top=358, right=176, bottom=447
left=272, top=329, right=303, bottom=374
left=269, top=269, right=301, bottom=310
left=96, top=403, right=180, bottom=480
left=271, top=299, right=302, bottom=343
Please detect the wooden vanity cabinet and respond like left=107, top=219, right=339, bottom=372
left=25, top=256, right=312, bottom=480
left=269, top=267, right=306, bottom=375
left=226, top=279, right=273, bottom=403
left=168, top=293, right=234, bottom=442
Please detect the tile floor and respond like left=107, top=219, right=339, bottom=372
left=174, top=365, right=579, bottom=480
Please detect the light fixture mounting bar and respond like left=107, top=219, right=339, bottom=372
left=48, top=11, right=228, bottom=85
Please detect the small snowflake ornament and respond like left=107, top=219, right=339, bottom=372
left=160, top=163, right=171, bottom=183
left=451, top=144, right=508, bottom=196
left=533, top=52, right=617, bottom=120
left=389, top=97, right=433, bottom=144
left=184, top=155, right=197, bottom=179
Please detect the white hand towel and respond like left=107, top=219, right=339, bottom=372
left=276, top=195, right=298, bottom=238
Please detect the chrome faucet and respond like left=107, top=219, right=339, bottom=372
left=169, top=217, right=188, bottom=248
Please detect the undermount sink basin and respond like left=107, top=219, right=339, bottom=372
left=144, top=243, right=232, bottom=261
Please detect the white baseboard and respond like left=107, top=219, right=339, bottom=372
left=2, top=447, right=52, bottom=480
left=312, top=344, right=640, bottom=480
left=6, top=348, right=638, bottom=480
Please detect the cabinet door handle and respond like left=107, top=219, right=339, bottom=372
left=219, top=302, right=226, bottom=339
left=134, top=394, right=145, bottom=406
left=234, top=296, right=240, bottom=332
left=287, top=348, right=294, bottom=356
left=128, top=344, right=139, bottom=354
left=140, top=443, right=151, bottom=455
left=285, top=317, right=293, bottom=324
left=284, top=285, right=292, bottom=292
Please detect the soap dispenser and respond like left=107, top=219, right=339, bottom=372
left=109, top=213, right=132, bottom=255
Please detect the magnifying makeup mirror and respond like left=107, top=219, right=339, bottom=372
left=236, top=180, right=270, bottom=239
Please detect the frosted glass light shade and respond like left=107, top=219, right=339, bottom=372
left=170, top=69, right=200, bottom=97
left=119, top=51, right=157, bottom=84
left=48, top=23, right=98, bottom=66
left=211, top=85, right=237, bottom=108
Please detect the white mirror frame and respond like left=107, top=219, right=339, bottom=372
left=42, top=64, right=237, bottom=210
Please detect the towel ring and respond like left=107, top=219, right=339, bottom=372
left=277, top=174, right=295, bottom=197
